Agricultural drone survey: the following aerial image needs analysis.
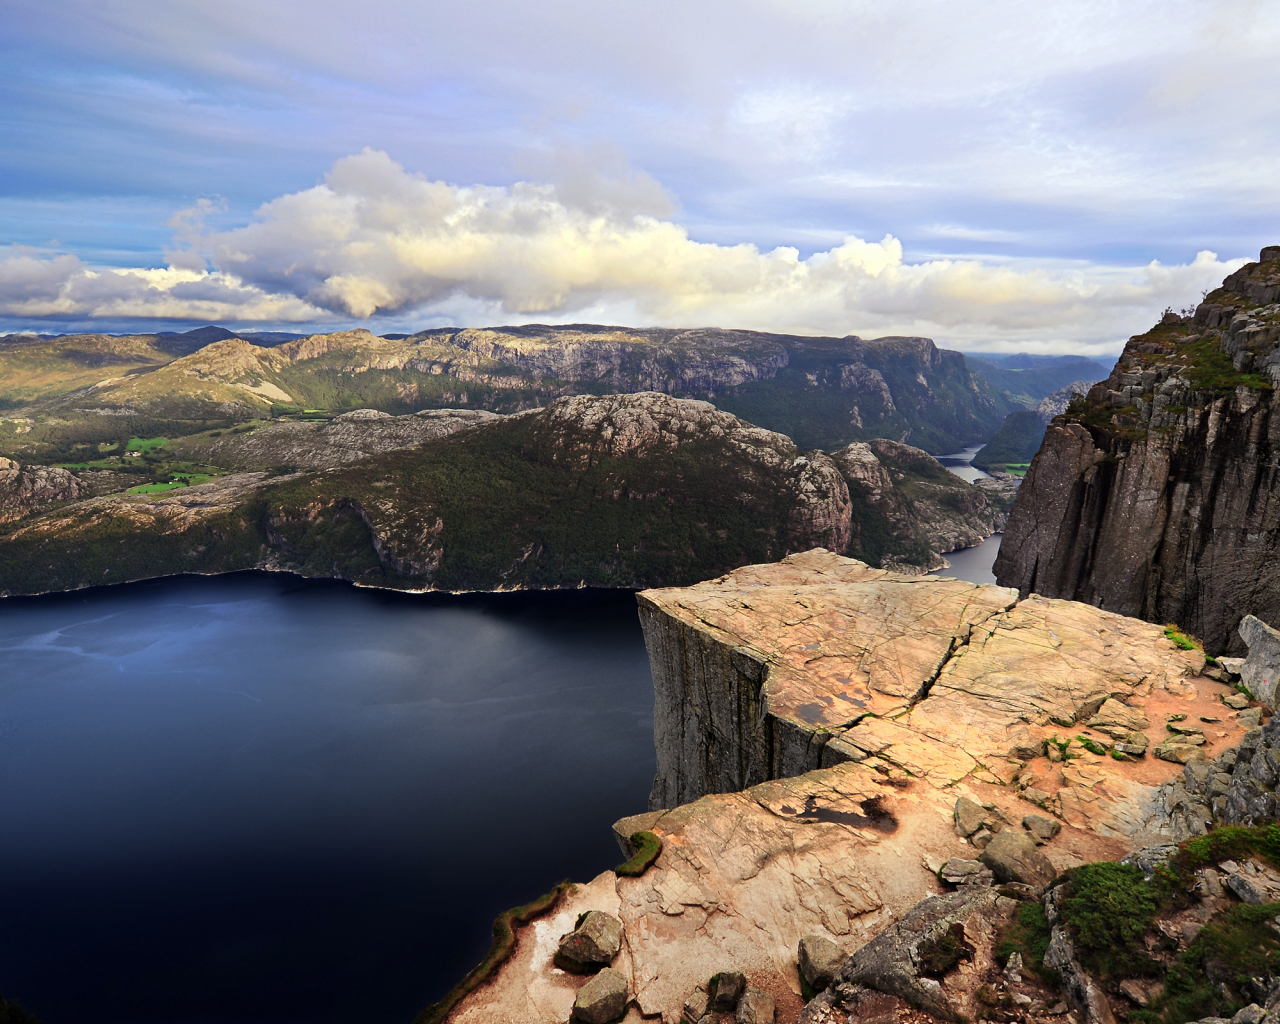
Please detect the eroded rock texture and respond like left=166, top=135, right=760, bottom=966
left=994, top=246, right=1280, bottom=654
left=640, top=550, right=1215, bottom=811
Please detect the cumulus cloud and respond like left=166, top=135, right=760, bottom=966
left=0, top=150, right=1250, bottom=352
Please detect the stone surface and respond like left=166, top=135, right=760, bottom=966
left=557, top=910, right=623, bottom=972
left=954, top=797, right=988, bottom=837
left=939, top=859, right=992, bottom=886
left=980, top=830, right=1056, bottom=887
left=736, top=987, right=775, bottom=1024
left=798, top=934, right=845, bottom=990
left=0, top=456, right=83, bottom=525
left=835, top=886, right=1018, bottom=1022
left=574, top=967, right=629, bottom=1024
left=993, top=248, right=1280, bottom=655
left=1240, top=616, right=1280, bottom=710
left=714, top=971, right=746, bottom=1010
left=640, top=550, right=1210, bottom=812
left=1023, top=814, right=1062, bottom=843
left=1045, top=925, right=1117, bottom=1024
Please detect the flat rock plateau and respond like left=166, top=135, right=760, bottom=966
left=445, top=550, right=1275, bottom=1024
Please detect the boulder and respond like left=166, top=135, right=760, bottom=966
left=1155, top=740, right=1206, bottom=764
left=1022, top=814, right=1061, bottom=844
left=1225, top=872, right=1267, bottom=905
left=714, top=971, right=746, bottom=1011
left=1240, top=615, right=1280, bottom=709
left=737, top=988, right=776, bottom=1024
left=573, top=967, right=629, bottom=1024
left=939, top=858, right=993, bottom=886
left=798, top=934, right=845, bottom=990
left=836, top=886, right=1017, bottom=1021
left=1225, top=692, right=1251, bottom=710
left=682, top=985, right=709, bottom=1024
left=1088, top=699, right=1151, bottom=739
left=557, top=910, right=623, bottom=972
left=954, top=796, right=987, bottom=837
left=980, top=829, right=1056, bottom=887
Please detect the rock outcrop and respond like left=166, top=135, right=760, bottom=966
left=176, top=408, right=499, bottom=470
left=639, top=549, right=1228, bottom=812
left=994, top=246, right=1280, bottom=654
left=830, top=439, right=1007, bottom=573
left=0, top=457, right=82, bottom=524
left=445, top=549, right=1271, bottom=1024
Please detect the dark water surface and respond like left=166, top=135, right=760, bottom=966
left=0, top=573, right=656, bottom=1024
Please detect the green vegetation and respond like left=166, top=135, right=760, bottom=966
left=126, top=436, right=167, bottom=452
left=412, top=880, right=573, bottom=1024
left=1171, top=824, right=1280, bottom=874
left=1061, top=862, right=1169, bottom=979
left=1134, top=903, right=1280, bottom=1024
left=1163, top=624, right=1202, bottom=652
left=1173, top=333, right=1272, bottom=395
left=615, top=831, right=662, bottom=877
left=1076, top=735, right=1108, bottom=756
left=995, top=900, right=1053, bottom=979
left=972, top=410, right=1046, bottom=470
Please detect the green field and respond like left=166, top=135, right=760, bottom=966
left=126, top=436, right=168, bottom=452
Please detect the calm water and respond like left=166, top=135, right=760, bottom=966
left=936, top=445, right=1003, bottom=584
left=0, top=574, right=656, bottom=1024
left=935, top=444, right=992, bottom=484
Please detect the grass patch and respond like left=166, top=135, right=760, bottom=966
left=1133, top=902, right=1280, bottom=1024
left=126, top=436, right=167, bottom=452
left=918, top=924, right=972, bottom=976
left=1164, top=624, right=1202, bottom=652
left=412, top=880, right=573, bottom=1024
left=126, top=480, right=187, bottom=494
left=616, top=831, right=662, bottom=877
left=996, top=901, right=1054, bottom=979
left=1076, top=735, right=1108, bottom=756
left=1171, top=824, right=1280, bottom=876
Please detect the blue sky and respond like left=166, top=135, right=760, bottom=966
left=2, top=0, right=1278, bottom=352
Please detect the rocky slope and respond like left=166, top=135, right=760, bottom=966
left=831, top=439, right=1012, bottom=572
left=0, top=396, right=1010, bottom=595
left=443, top=549, right=1277, bottom=1024
left=2, top=325, right=1017, bottom=459
left=0, top=394, right=854, bottom=594
left=993, top=245, right=1280, bottom=654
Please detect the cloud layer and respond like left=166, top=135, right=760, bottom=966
left=0, top=151, right=1248, bottom=353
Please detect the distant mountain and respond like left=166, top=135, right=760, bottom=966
left=972, top=379, right=1098, bottom=471
left=965, top=353, right=1111, bottom=408
left=5, top=325, right=1012, bottom=455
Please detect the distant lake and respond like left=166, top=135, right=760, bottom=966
left=0, top=575, right=655, bottom=1024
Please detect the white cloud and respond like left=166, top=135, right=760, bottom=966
left=0, top=151, right=1251, bottom=353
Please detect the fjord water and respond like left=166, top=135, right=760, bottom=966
left=0, top=574, right=655, bottom=1024
left=937, top=445, right=1003, bottom=584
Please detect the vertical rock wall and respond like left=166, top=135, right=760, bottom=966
left=994, top=247, right=1280, bottom=655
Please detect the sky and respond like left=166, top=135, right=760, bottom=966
left=2, top=0, right=1278, bottom=354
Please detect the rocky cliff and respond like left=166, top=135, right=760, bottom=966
left=639, top=549, right=1223, bottom=812
left=994, top=245, right=1280, bottom=654
left=445, top=550, right=1273, bottom=1024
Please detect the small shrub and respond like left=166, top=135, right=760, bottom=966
left=1077, top=735, right=1108, bottom=756
left=1061, top=862, right=1167, bottom=979
left=1163, top=624, right=1201, bottom=651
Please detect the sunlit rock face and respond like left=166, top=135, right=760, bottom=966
left=994, top=247, right=1280, bottom=655
left=449, top=549, right=1258, bottom=1024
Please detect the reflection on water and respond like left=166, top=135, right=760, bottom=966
left=0, top=573, right=655, bottom=1024
left=935, top=444, right=992, bottom=484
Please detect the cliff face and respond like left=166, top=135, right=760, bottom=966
left=639, top=549, right=1214, bottom=812
left=994, top=246, right=1280, bottom=654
